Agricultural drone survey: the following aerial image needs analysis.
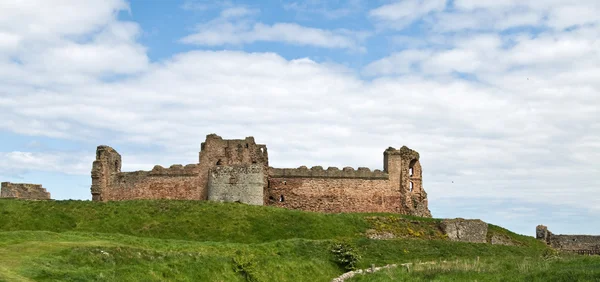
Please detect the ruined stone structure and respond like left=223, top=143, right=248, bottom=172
left=91, top=134, right=431, bottom=217
left=440, top=218, right=488, bottom=243
left=537, top=225, right=600, bottom=255
left=1, top=182, right=51, bottom=200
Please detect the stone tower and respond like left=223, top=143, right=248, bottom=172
left=384, top=146, right=430, bottom=217
left=90, top=145, right=121, bottom=201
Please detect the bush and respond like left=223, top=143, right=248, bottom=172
left=330, top=240, right=361, bottom=271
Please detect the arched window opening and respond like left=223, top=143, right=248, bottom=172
left=283, top=180, right=287, bottom=185
left=409, top=181, right=414, bottom=192
left=409, top=159, right=417, bottom=177
left=279, top=195, right=285, bottom=202
left=216, top=159, right=222, bottom=165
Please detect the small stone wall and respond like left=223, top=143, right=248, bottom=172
left=0, top=182, right=51, bottom=200
left=537, top=225, right=600, bottom=254
left=440, top=218, right=488, bottom=243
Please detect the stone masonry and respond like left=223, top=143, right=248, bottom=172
left=90, top=134, right=431, bottom=217
left=1, top=182, right=51, bottom=200
left=537, top=225, right=600, bottom=254
left=440, top=218, right=488, bottom=243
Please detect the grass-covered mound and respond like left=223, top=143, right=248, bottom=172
left=0, top=199, right=538, bottom=246
left=0, top=199, right=369, bottom=243
left=0, top=199, right=562, bottom=281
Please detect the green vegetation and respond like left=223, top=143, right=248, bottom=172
left=0, top=199, right=595, bottom=281
left=348, top=255, right=600, bottom=281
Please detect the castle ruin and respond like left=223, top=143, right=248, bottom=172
left=1, top=182, right=51, bottom=200
left=537, top=225, right=600, bottom=255
left=91, top=134, right=431, bottom=217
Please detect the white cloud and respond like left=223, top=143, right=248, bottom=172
left=220, top=6, right=258, bottom=18
left=180, top=6, right=368, bottom=51
left=372, top=0, right=600, bottom=32
left=283, top=0, right=364, bottom=20
left=362, top=50, right=432, bottom=76
left=369, top=0, right=447, bottom=29
left=0, top=151, right=92, bottom=176
left=0, top=0, right=129, bottom=38
left=0, top=0, right=147, bottom=86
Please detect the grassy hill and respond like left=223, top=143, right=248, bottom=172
left=0, top=199, right=596, bottom=281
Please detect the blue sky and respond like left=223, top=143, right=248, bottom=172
left=1, top=0, right=599, bottom=236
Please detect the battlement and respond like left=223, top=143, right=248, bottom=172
left=269, top=166, right=388, bottom=179
left=384, top=146, right=420, bottom=160
left=1, top=182, right=51, bottom=200
left=200, top=133, right=268, bottom=166
left=114, top=164, right=199, bottom=179
left=148, top=164, right=199, bottom=176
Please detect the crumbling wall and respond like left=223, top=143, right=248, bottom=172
left=208, top=164, right=264, bottom=205
left=536, top=225, right=600, bottom=254
left=440, top=218, right=488, bottom=243
left=391, top=146, right=430, bottom=218
left=266, top=146, right=431, bottom=217
left=0, top=182, right=51, bottom=200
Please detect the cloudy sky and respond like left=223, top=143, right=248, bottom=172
left=1, top=0, right=599, bottom=236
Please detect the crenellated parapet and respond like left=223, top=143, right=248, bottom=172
left=384, top=146, right=420, bottom=160
left=148, top=164, right=199, bottom=176
left=269, top=166, right=388, bottom=179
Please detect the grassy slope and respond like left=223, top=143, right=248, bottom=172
left=0, top=199, right=550, bottom=281
left=348, top=255, right=600, bottom=281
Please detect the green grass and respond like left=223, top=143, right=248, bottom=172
left=0, top=199, right=369, bottom=243
left=347, top=256, right=600, bottom=281
left=0, top=199, right=587, bottom=281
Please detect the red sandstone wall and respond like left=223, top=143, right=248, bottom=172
left=264, top=147, right=431, bottom=217
left=102, top=173, right=202, bottom=201
left=266, top=177, right=403, bottom=213
left=101, top=165, right=203, bottom=201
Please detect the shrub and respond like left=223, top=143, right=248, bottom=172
left=330, top=240, right=361, bottom=271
